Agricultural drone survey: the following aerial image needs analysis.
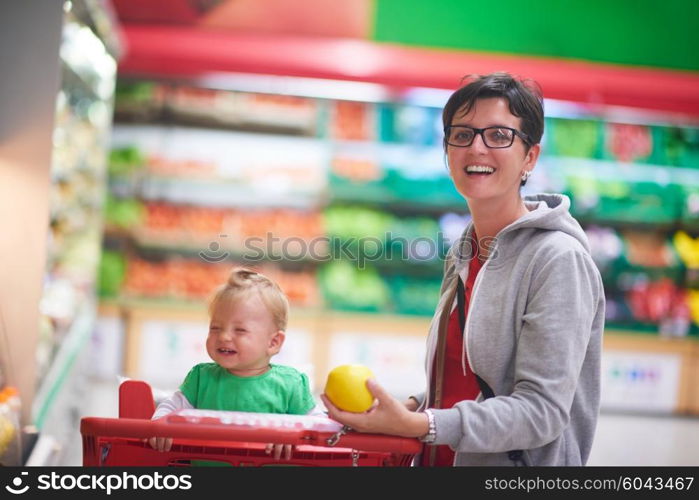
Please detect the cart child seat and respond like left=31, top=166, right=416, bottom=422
left=80, top=380, right=421, bottom=466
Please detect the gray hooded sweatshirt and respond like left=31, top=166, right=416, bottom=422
left=418, top=193, right=605, bottom=466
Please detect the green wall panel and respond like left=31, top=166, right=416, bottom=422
left=373, top=0, right=699, bottom=72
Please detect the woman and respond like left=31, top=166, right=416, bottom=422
left=321, top=72, right=605, bottom=466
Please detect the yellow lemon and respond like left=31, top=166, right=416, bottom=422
left=324, top=364, right=375, bottom=413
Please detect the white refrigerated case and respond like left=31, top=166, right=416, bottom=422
left=0, top=0, right=121, bottom=465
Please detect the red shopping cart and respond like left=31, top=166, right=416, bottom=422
left=80, top=380, right=421, bottom=467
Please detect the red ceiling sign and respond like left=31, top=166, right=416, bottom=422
left=110, top=0, right=699, bottom=118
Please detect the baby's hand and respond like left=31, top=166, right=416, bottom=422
left=147, top=437, right=173, bottom=452
left=265, top=443, right=294, bottom=460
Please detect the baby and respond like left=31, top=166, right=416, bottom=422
left=148, top=267, right=319, bottom=460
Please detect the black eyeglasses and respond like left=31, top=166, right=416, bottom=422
left=445, top=126, right=530, bottom=149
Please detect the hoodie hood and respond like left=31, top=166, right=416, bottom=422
left=516, top=193, right=589, bottom=250
left=453, top=193, right=590, bottom=272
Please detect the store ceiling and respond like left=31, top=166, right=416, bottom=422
left=109, top=0, right=699, bottom=118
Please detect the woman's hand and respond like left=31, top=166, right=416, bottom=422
left=320, top=379, right=428, bottom=438
left=265, top=443, right=294, bottom=460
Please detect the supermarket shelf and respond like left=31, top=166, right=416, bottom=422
left=123, top=111, right=320, bottom=138
left=130, top=238, right=324, bottom=268
left=140, top=176, right=327, bottom=209
left=328, top=191, right=467, bottom=215
left=100, top=296, right=325, bottom=316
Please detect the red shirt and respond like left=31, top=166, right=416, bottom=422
left=423, top=243, right=484, bottom=466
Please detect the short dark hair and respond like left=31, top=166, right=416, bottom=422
left=442, top=72, right=544, bottom=153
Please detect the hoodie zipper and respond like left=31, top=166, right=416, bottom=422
left=460, top=208, right=538, bottom=376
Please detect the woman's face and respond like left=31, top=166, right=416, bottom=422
left=446, top=97, right=540, bottom=205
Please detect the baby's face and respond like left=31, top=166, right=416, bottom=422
left=206, top=294, right=281, bottom=376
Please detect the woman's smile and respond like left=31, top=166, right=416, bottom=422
left=464, top=164, right=496, bottom=176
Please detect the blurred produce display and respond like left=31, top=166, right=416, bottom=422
left=101, top=79, right=699, bottom=335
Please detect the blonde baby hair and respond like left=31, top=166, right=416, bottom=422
left=208, top=267, right=289, bottom=331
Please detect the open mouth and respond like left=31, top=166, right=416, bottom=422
left=465, top=165, right=495, bottom=175
left=217, top=348, right=237, bottom=355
